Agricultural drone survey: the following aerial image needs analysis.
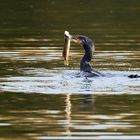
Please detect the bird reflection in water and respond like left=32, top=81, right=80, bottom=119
left=64, top=93, right=94, bottom=136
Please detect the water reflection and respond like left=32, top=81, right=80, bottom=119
left=0, top=93, right=139, bottom=139
left=64, top=94, right=72, bottom=137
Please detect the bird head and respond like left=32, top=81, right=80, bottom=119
left=70, top=35, right=81, bottom=45
left=63, top=31, right=92, bottom=65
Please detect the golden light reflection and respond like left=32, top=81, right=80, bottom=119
left=65, top=94, right=72, bottom=137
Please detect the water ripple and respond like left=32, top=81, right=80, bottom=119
left=0, top=68, right=139, bottom=94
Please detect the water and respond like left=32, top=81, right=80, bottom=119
left=0, top=0, right=140, bottom=139
left=0, top=69, right=139, bottom=94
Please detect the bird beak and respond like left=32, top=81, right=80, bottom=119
left=70, top=35, right=81, bottom=45
left=63, top=31, right=71, bottom=66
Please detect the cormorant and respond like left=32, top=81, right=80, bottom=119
left=63, top=31, right=103, bottom=77
left=63, top=31, right=139, bottom=78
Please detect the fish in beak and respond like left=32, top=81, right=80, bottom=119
left=63, top=31, right=82, bottom=66
left=63, top=31, right=71, bottom=65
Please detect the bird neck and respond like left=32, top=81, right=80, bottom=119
left=80, top=44, right=93, bottom=71
left=82, top=43, right=93, bottom=61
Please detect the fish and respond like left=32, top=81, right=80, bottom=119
left=63, top=31, right=71, bottom=66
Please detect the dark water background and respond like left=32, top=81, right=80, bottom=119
left=0, top=0, right=140, bottom=139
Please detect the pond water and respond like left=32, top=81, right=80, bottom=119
left=0, top=0, right=140, bottom=139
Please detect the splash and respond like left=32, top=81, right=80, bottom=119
left=0, top=68, right=139, bottom=94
